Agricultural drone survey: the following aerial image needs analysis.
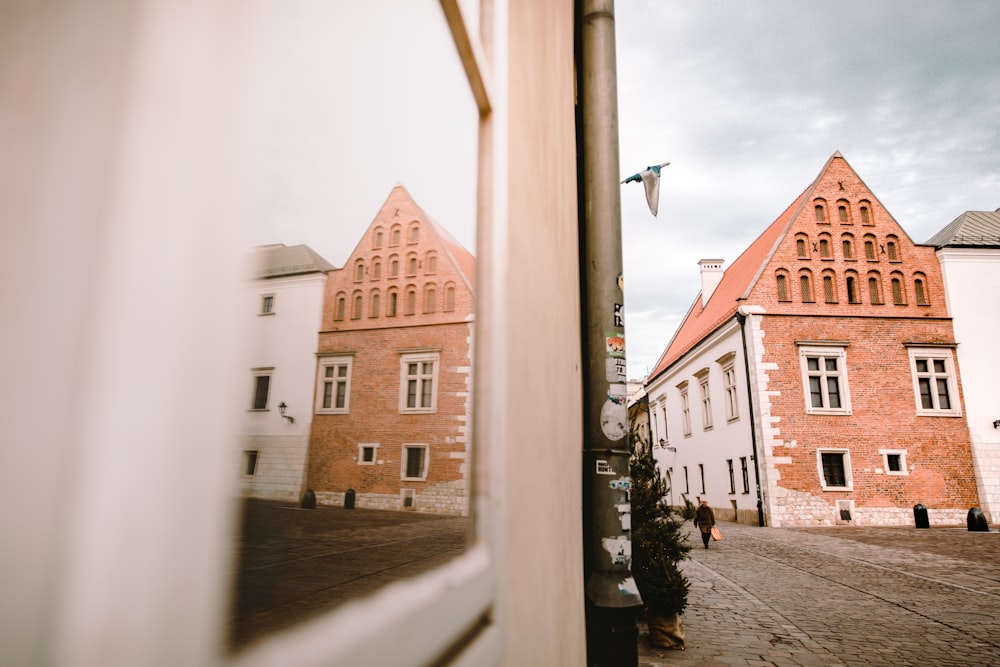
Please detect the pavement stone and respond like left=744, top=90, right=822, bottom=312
left=229, top=500, right=1000, bottom=665
left=638, top=521, right=1000, bottom=667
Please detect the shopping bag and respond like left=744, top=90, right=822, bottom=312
left=710, top=525, right=722, bottom=541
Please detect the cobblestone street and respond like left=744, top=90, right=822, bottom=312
left=639, top=521, right=1000, bottom=666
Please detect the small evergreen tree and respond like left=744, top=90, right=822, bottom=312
left=629, top=431, right=690, bottom=617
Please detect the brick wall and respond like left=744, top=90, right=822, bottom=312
left=305, top=186, right=474, bottom=516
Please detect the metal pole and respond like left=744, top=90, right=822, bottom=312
left=736, top=310, right=766, bottom=527
left=578, top=1, right=642, bottom=665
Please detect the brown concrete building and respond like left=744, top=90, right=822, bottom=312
left=646, top=153, right=979, bottom=526
left=306, top=185, right=475, bottom=515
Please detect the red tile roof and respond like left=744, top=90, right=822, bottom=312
left=646, top=157, right=836, bottom=382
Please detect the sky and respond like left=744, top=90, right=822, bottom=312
left=256, top=0, right=1000, bottom=380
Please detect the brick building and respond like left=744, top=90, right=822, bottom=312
left=306, top=185, right=475, bottom=515
left=645, top=153, right=979, bottom=526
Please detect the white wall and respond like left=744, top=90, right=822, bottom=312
left=937, top=247, right=1000, bottom=522
left=238, top=271, right=328, bottom=501
left=646, top=320, right=758, bottom=519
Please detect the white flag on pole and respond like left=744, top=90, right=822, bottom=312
left=621, top=162, right=669, bottom=217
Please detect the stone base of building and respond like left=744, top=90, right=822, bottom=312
left=769, top=501, right=972, bottom=527
left=315, top=479, right=468, bottom=517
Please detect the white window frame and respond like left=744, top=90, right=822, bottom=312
left=401, top=443, right=430, bottom=481
left=259, top=293, right=275, bottom=315
left=717, top=352, right=739, bottom=422
left=695, top=368, right=712, bottom=431
left=879, top=448, right=908, bottom=476
left=908, top=347, right=961, bottom=417
left=817, top=448, right=853, bottom=491
left=358, top=443, right=379, bottom=466
left=798, top=344, right=851, bottom=415
left=249, top=367, right=273, bottom=411
left=316, top=356, right=353, bottom=414
left=679, top=381, right=691, bottom=437
left=399, top=351, right=440, bottom=414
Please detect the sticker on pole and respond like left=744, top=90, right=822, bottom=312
left=596, top=459, right=616, bottom=475
left=600, top=399, right=627, bottom=441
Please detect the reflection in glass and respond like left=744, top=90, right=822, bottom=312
left=229, top=1, right=477, bottom=650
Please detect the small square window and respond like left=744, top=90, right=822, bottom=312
left=358, top=443, right=378, bottom=465
left=880, top=449, right=907, bottom=476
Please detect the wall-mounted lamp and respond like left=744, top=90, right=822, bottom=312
left=658, top=438, right=666, bottom=448
left=993, top=419, right=1000, bottom=430
left=278, top=402, right=294, bottom=424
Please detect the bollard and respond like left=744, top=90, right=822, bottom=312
left=967, top=507, right=989, bottom=532
left=300, top=488, right=316, bottom=509
left=913, top=503, right=929, bottom=529
left=344, top=488, right=356, bottom=510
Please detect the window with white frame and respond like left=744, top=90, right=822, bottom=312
left=717, top=352, right=738, bottom=422
left=249, top=368, right=272, bottom=410
left=817, top=449, right=852, bottom=490
left=402, top=444, right=429, bottom=480
left=660, top=401, right=668, bottom=445
left=740, top=456, right=749, bottom=493
left=908, top=348, right=960, bottom=416
left=358, top=443, right=378, bottom=465
left=798, top=344, right=851, bottom=415
left=400, top=351, right=439, bottom=413
left=679, top=382, right=691, bottom=436
left=695, top=369, right=712, bottom=430
left=879, top=449, right=907, bottom=475
left=316, top=356, right=352, bottom=413
left=727, top=459, right=735, bottom=494
left=259, top=294, right=274, bottom=315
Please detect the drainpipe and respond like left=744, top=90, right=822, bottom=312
left=736, top=308, right=766, bottom=527
left=578, top=1, right=642, bottom=665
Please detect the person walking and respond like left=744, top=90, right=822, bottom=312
left=694, top=499, right=716, bottom=549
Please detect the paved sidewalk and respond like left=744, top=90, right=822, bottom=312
left=638, top=521, right=1000, bottom=666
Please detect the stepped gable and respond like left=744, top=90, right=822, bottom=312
left=320, top=184, right=475, bottom=333
left=647, top=151, right=941, bottom=382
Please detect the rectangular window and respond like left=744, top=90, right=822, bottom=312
left=799, top=345, right=851, bottom=415
left=250, top=370, right=271, bottom=410
left=402, top=444, right=429, bottom=480
left=661, top=405, right=668, bottom=443
left=909, top=349, right=960, bottom=416
left=879, top=449, right=907, bottom=475
left=698, top=374, right=712, bottom=430
left=259, top=294, right=274, bottom=315
left=358, top=443, right=378, bottom=465
left=818, top=450, right=852, bottom=490
left=683, top=466, right=689, bottom=494
left=400, top=351, right=439, bottom=413
left=740, top=457, right=749, bottom=494
left=723, top=365, right=738, bottom=421
left=680, top=386, right=691, bottom=436
left=243, top=450, right=259, bottom=477
left=316, top=356, right=352, bottom=414
left=727, top=459, right=735, bottom=494
left=698, top=463, right=706, bottom=494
